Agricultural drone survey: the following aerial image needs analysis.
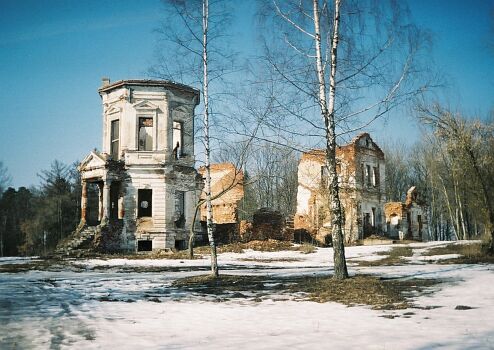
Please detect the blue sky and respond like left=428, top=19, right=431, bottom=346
left=0, top=0, right=493, bottom=188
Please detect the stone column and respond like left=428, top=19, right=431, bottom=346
left=98, top=182, right=103, bottom=222
left=102, top=180, right=111, bottom=224
left=81, top=180, right=87, bottom=223
left=118, top=182, right=125, bottom=220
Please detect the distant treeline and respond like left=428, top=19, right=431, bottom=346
left=0, top=161, right=81, bottom=256
left=0, top=106, right=493, bottom=256
left=385, top=106, right=494, bottom=242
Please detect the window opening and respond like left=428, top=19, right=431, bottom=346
left=110, top=181, right=120, bottom=220
left=373, top=167, right=379, bottom=187
left=363, top=213, right=372, bottom=237
left=138, top=189, right=152, bottom=217
left=138, top=117, right=153, bottom=151
left=175, top=191, right=185, bottom=228
left=366, top=165, right=371, bottom=186
left=172, top=121, right=184, bottom=159
left=175, top=239, right=186, bottom=250
left=137, top=240, right=152, bottom=251
left=110, top=119, right=120, bottom=159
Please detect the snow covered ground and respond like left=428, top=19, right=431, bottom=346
left=1, top=241, right=493, bottom=349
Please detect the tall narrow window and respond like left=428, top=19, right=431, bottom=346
left=175, top=191, right=185, bottom=228
left=110, top=119, right=119, bottom=159
left=138, top=117, right=153, bottom=151
left=366, top=165, right=371, bottom=186
left=172, top=121, right=183, bottom=159
left=373, top=166, right=379, bottom=187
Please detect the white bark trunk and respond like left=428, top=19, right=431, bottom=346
left=202, top=0, right=218, bottom=277
left=313, top=0, right=348, bottom=279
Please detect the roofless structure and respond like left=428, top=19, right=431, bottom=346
left=75, top=79, right=203, bottom=252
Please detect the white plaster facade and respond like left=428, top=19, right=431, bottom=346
left=78, top=79, right=202, bottom=252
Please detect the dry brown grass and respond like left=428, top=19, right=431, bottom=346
left=172, top=274, right=440, bottom=309
left=193, top=240, right=315, bottom=254
left=295, top=275, right=439, bottom=309
left=298, top=243, right=317, bottom=254
left=354, top=246, right=414, bottom=266
left=424, top=241, right=494, bottom=264
left=48, top=240, right=314, bottom=261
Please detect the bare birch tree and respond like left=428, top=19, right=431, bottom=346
left=312, top=0, right=347, bottom=278
left=419, top=104, right=494, bottom=251
left=249, top=0, right=436, bottom=279
left=150, top=0, right=235, bottom=277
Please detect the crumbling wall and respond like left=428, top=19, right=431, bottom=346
left=294, top=133, right=387, bottom=245
left=384, top=202, right=405, bottom=239
left=239, top=208, right=292, bottom=242
left=92, top=222, right=123, bottom=252
left=214, top=223, right=239, bottom=244
left=384, top=187, right=427, bottom=241
left=199, top=163, right=244, bottom=224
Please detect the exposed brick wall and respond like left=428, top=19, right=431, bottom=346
left=295, top=133, right=387, bottom=244
left=199, top=163, right=244, bottom=224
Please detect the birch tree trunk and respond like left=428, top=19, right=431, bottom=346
left=313, top=0, right=348, bottom=279
left=202, top=0, right=219, bottom=277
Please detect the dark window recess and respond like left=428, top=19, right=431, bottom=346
left=86, top=182, right=101, bottom=226
left=175, top=191, right=185, bottom=228
left=138, top=117, right=153, bottom=151
left=110, top=119, right=120, bottom=159
left=373, top=166, right=379, bottom=187
left=138, top=189, right=152, bottom=217
left=175, top=239, right=186, bottom=250
left=407, top=212, right=412, bottom=236
left=137, top=240, right=152, bottom=251
left=363, top=213, right=372, bottom=237
left=366, top=165, right=371, bottom=186
left=110, top=181, right=120, bottom=220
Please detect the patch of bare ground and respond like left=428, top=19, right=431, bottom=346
left=294, top=275, right=439, bottom=309
left=238, top=257, right=303, bottom=263
left=90, top=240, right=313, bottom=260
left=142, top=241, right=280, bottom=258
left=190, top=240, right=316, bottom=255
left=424, top=241, right=494, bottom=264
left=354, top=246, right=415, bottom=266
left=47, top=240, right=317, bottom=261
left=0, top=259, right=71, bottom=273
left=172, top=274, right=441, bottom=309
